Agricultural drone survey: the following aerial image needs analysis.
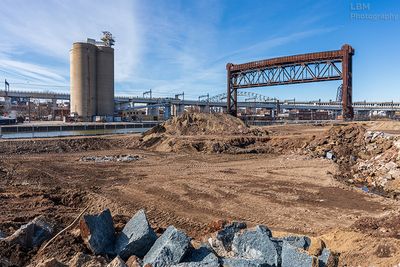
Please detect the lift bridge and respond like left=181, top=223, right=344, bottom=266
left=226, top=44, right=355, bottom=119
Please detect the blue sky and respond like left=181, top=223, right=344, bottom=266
left=0, top=0, right=399, bottom=101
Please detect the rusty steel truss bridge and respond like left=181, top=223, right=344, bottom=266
left=226, top=44, right=354, bottom=119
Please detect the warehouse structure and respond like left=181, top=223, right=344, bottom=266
left=70, top=32, right=115, bottom=121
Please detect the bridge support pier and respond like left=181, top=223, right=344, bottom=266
left=147, top=104, right=159, bottom=118
left=51, top=99, right=57, bottom=120
left=172, top=104, right=185, bottom=117
left=163, top=104, right=171, bottom=120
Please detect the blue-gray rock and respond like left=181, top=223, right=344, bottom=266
left=114, top=209, right=157, bottom=260
left=221, top=257, right=266, bottom=267
left=80, top=209, right=115, bottom=255
left=282, top=236, right=311, bottom=250
left=143, top=226, right=191, bottom=267
left=318, top=248, right=337, bottom=267
left=173, top=244, right=220, bottom=267
left=107, top=256, right=127, bottom=267
left=209, top=221, right=247, bottom=256
left=281, top=242, right=315, bottom=267
left=5, top=216, right=53, bottom=249
left=231, top=225, right=278, bottom=267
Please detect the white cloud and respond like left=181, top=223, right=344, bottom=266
left=0, top=0, right=143, bottom=84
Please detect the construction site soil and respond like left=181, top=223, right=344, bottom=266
left=1, top=114, right=400, bottom=266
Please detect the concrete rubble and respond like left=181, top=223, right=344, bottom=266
left=80, top=154, right=140, bottom=163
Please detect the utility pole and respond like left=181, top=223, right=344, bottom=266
left=143, top=89, right=152, bottom=99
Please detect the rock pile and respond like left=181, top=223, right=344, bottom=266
left=77, top=209, right=337, bottom=267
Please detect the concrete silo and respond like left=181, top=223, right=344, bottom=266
left=70, top=42, right=97, bottom=121
left=96, top=46, right=114, bottom=116
left=69, top=32, right=115, bottom=121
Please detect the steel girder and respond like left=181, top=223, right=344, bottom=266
left=226, top=44, right=355, bottom=119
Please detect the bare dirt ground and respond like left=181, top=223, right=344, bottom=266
left=1, top=119, right=400, bottom=266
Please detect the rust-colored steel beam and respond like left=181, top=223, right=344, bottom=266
left=226, top=44, right=354, bottom=120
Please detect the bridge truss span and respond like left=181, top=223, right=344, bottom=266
left=227, top=44, right=355, bottom=119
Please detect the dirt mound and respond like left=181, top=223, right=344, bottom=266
left=352, top=213, right=400, bottom=239
left=140, top=113, right=271, bottom=153
left=150, top=112, right=250, bottom=136
left=0, top=136, right=127, bottom=155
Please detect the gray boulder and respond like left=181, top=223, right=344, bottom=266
left=173, top=244, right=220, bottom=266
left=221, top=257, right=266, bottom=267
left=80, top=209, right=115, bottom=255
left=281, top=242, right=315, bottom=267
left=114, top=209, right=157, bottom=260
left=231, top=225, right=278, bottom=267
left=209, top=221, right=247, bottom=256
left=282, top=236, right=311, bottom=250
left=143, top=226, right=191, bottom=267
left=107, top=256, right=127, bottom=267
left=5, top=216, right=53, bottom=249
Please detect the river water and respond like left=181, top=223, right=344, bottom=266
left=0, top=127, right=150, bottom=139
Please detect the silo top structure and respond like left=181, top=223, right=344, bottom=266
left=70, top=32, right=115, bottom=121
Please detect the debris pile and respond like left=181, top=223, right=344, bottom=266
left=351, top=131, right=400, bottom=195
left=80, top=154, right=140, bottom=163
left=306, top=124, right=400, bottom=195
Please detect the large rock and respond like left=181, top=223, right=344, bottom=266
left=5, top=216, right=53, bottom=249
left=282, top=236, right=311, bottom=250
left=143, top=226, right=191, bottom=267
left=231, top=225, right=278, bottom=266
left=173, top=244, right=219, bottom=266
left=115, top=209, right=157, bottom=260
left=281, top=242, right=316, bottom=267
left=80, top=209, right=115, bottom=255
left=107, top=256, right=127, bottom=267
left=208, top=221, right=247, bottom=256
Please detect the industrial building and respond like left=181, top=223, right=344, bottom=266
left=70, top=32, right=115, bottom=121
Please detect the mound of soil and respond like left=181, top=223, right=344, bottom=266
left=151, top=112, right=250, bottom=136
left=0, top=136, right=127, bottom=155
left=140, top=113, right=270, bottom=153
left=352, top=213, right=400, bottom=239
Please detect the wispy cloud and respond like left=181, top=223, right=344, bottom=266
left=0, top=0, right=338, bottom=99
left=0, top=0, right=142, bottom=85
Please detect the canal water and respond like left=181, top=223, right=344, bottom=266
left=0, top=122, right=157, bottom=139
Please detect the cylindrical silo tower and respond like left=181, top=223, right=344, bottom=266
left=96, top=46, right=114, bottom=117
left=70, top=42, right=97, bottom=121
